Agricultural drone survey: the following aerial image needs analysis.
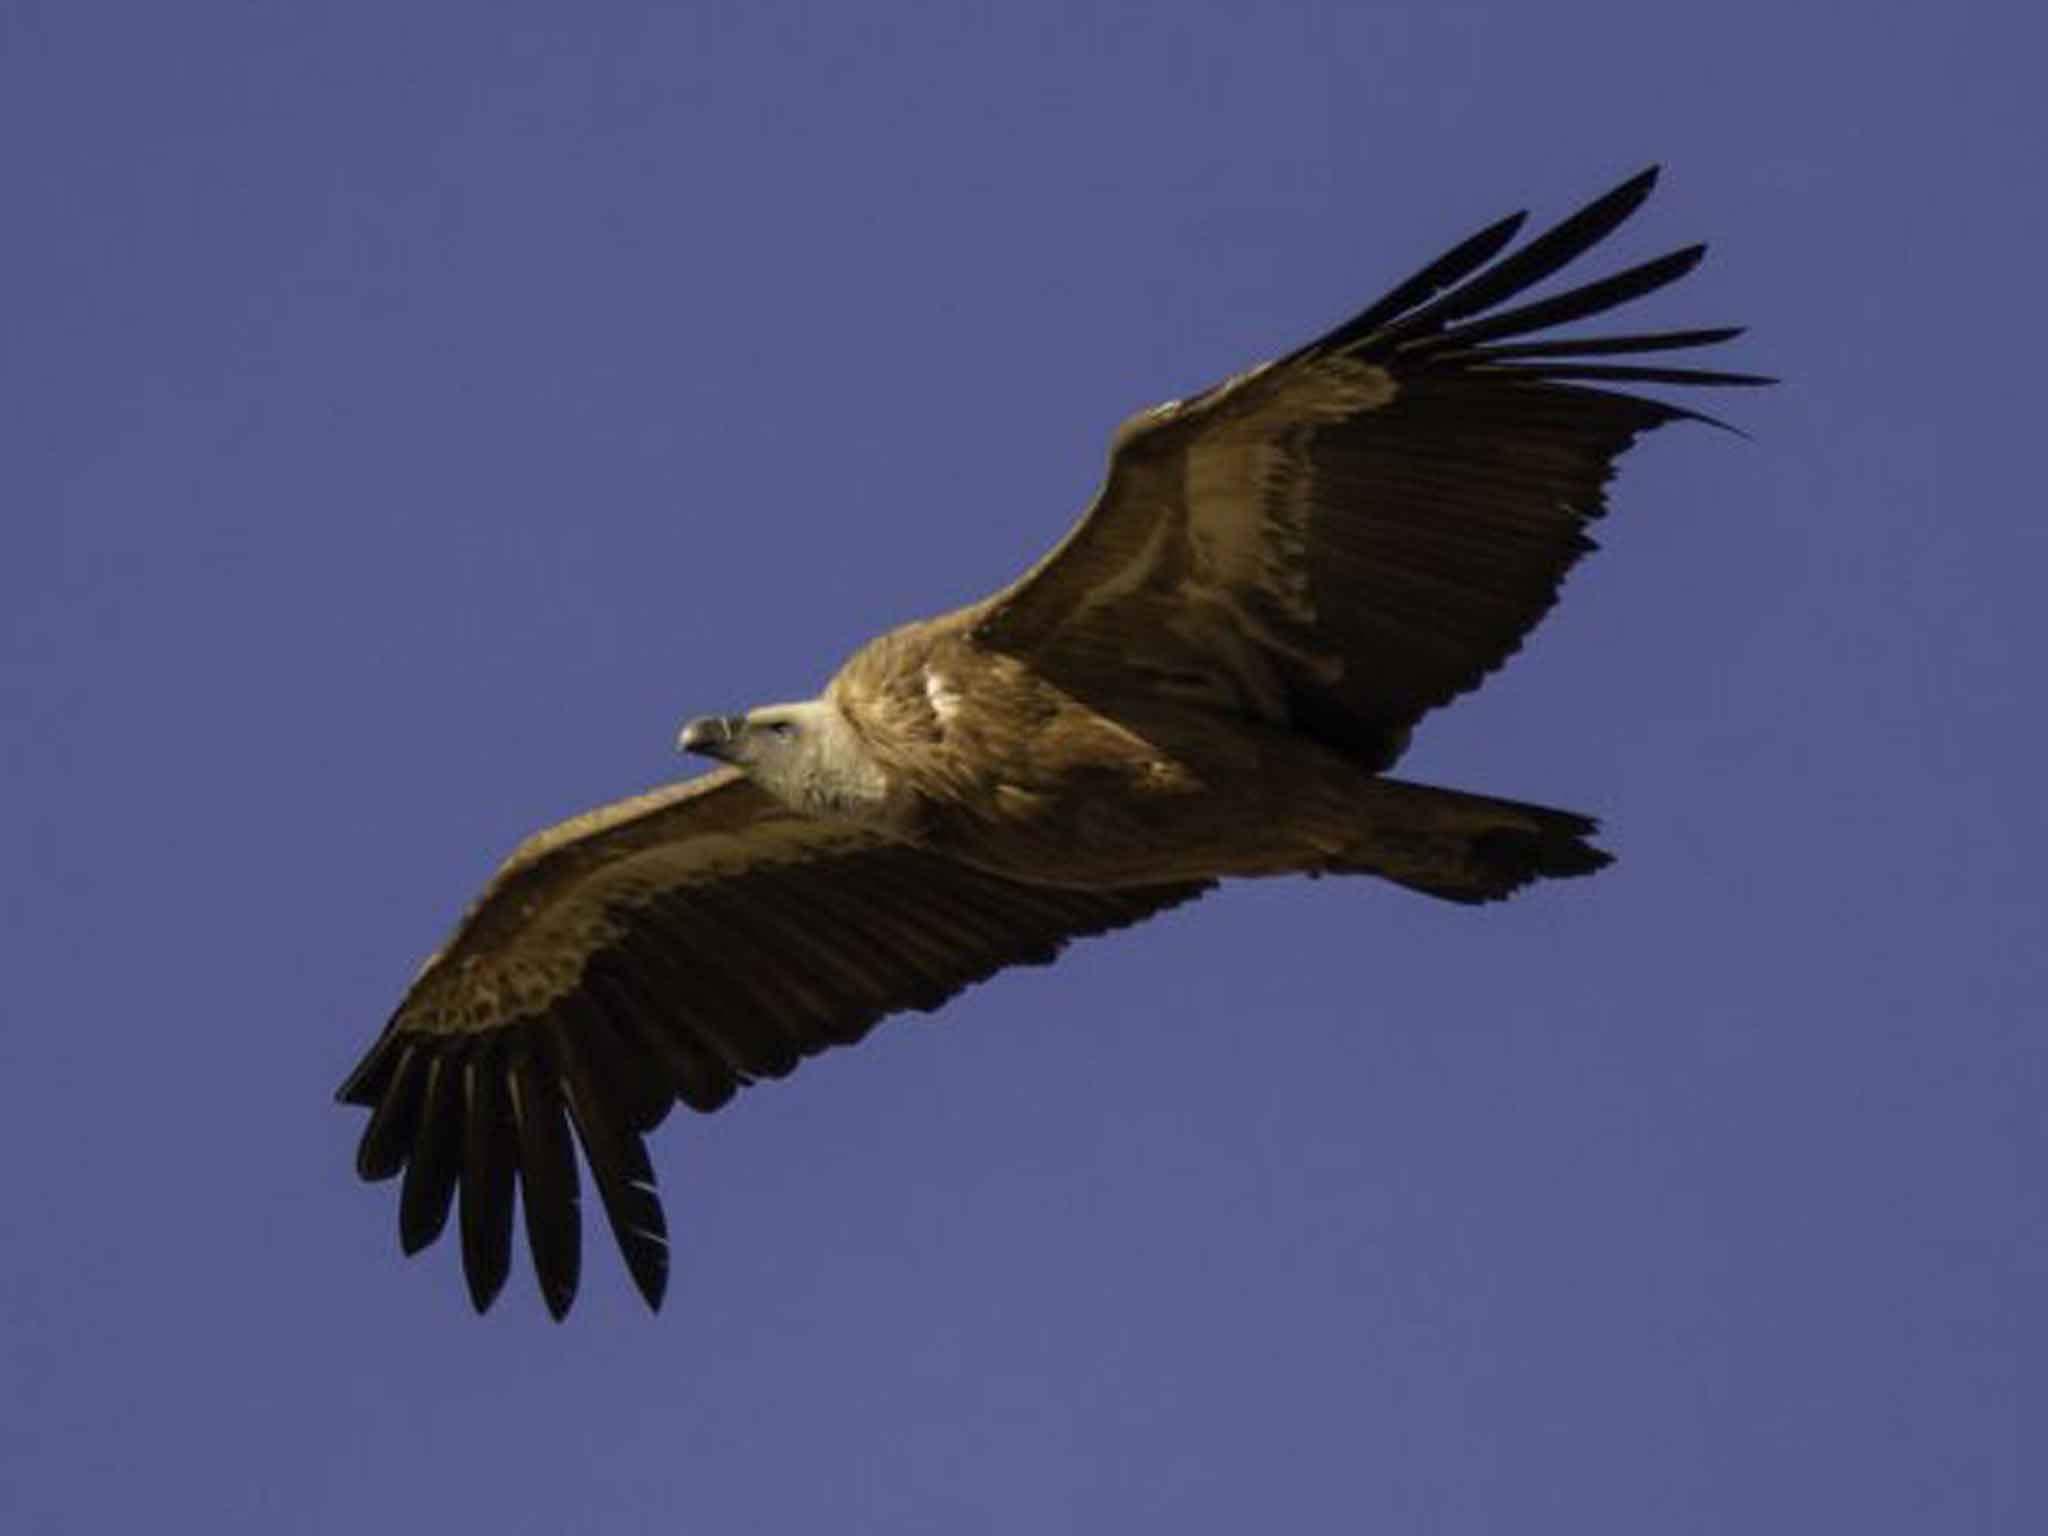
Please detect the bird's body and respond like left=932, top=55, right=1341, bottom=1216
left=820, top=622, right=1542, bottom=891
left=338, top=168, right=1768, bottom=1316
left=830, top=622, right=1278, bottom=884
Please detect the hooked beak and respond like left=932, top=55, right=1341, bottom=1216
left=678, top=714, right=747, bottom=760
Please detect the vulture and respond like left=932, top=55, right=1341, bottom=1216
left=337, top=167, right=1766, bottom=1317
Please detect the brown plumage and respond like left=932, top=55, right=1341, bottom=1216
left=337, top=167, right=1768, bottom=1316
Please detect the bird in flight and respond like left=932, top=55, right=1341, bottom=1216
left=337, top=167, right=1767, bottom=1317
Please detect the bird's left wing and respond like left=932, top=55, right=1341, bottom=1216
left=336, top=766, right=1209, bottom=1317
left=971, top=167, right=1770, bottom=767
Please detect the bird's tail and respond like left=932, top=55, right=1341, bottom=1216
left=1324, top=777, right=1613, bottom=905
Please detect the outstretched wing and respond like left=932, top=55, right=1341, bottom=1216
left=972, top=166, right=1770, bottom=767
left=336, top=768, right=1209, bottom=1317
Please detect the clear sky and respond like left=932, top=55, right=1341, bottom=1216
left=5, top=2, right=2040, bottom=1531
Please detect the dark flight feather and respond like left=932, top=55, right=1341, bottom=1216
left=458, top=1048, right=517, bottom=1313
left=1482, top=361, right=1776, bottom=387
left=1419, top=245, right=1707, bottom=355
left=508, top=1042, right=580, bottom=1320
left=354, top=1042, right=423, bottom=1183
left=1368, top=166, right=1663, bottom=349
left=398, top=1055, right=463, bottom=1255
left=591, top=947, right=740, bottom=1113
left=1300, top=208, right=1530, bottom=360
left=1471, top=325, right=1745, bottom=360
left=549, top=1010, right=669, bottom=1312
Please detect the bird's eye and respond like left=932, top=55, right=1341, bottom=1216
left=764, top=720, right=795, bottom=736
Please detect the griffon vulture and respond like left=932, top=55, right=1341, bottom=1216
left=337, top=167, right=1766, bottom=1316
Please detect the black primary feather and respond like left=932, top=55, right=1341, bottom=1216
left=459, top=1048, right=518, bottom=1314
left=354, top=1043, right=424, bottom=1183
left=1368, top=167, right=1663, bottom=350
left=1418, top=246, right=1708, bottom=356
left=1300, top=208, right=1530, bottom=360
left=1486, top=361, right=1775, bottom=387
left=509, top=1041, right=581, bottom=1320
left=398, top=1055, right=462, bottom=1255
left=549, top=1011, right=670, bottom=1312
left=1472, top=325, right=1744, bottom=360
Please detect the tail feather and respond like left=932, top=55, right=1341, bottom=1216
left=1329, top=777, right=1613, bottom=905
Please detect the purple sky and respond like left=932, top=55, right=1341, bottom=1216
left=6, top=3, right=2040, bottom=1531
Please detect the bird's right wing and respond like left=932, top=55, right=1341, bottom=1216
left=335, top=766, right=1209, bottom=1317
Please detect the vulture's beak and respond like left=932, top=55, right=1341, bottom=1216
left=678, top=714, right=746, bottom=760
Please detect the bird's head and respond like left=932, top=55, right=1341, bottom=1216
left=677, top=699, right=890, bottom=822
left=677, top=703, right=809, bottom=770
